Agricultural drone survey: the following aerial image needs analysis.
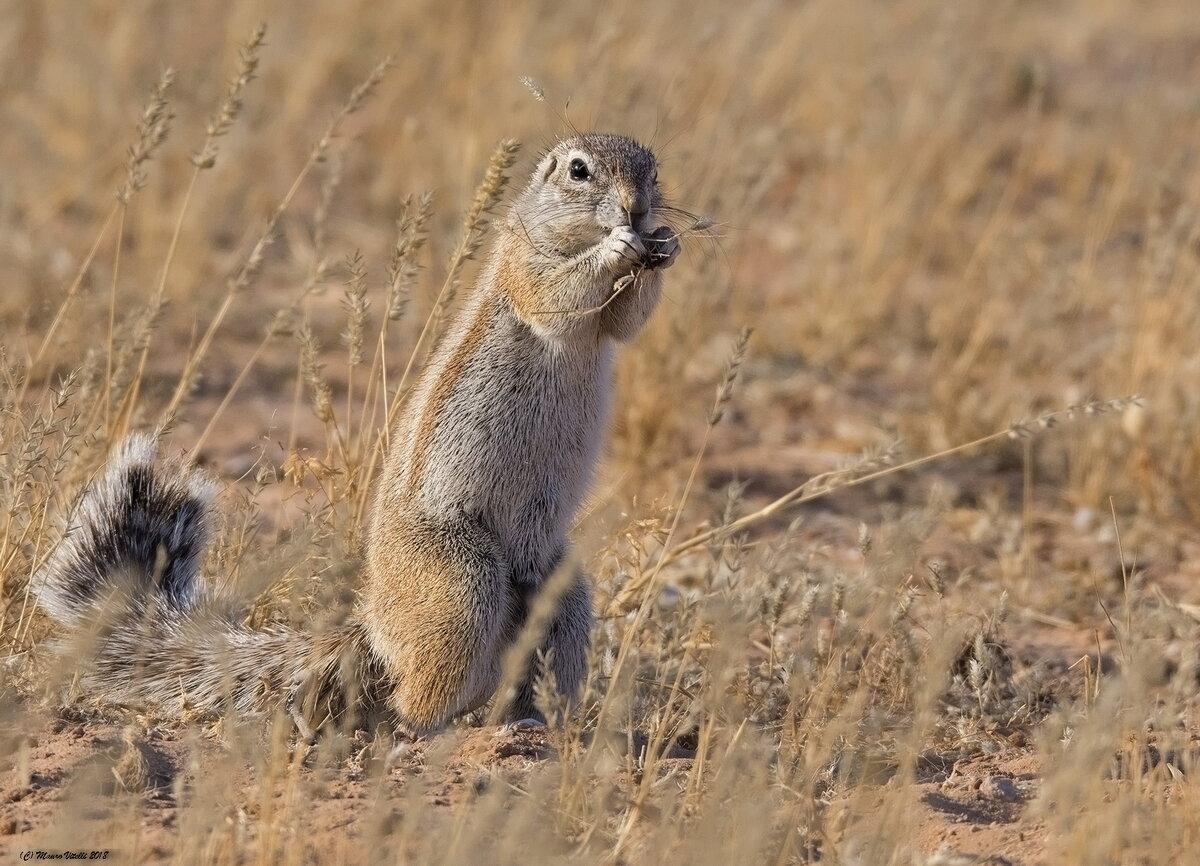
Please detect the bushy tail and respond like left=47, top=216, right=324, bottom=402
left=36, top=433, right=217, bottom=625
left=36, top=434, right=382, bottom=731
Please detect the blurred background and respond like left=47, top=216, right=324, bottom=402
left=3, top=0, right=1197, bottom=514
left=3, top=2, right=1200, bottom=861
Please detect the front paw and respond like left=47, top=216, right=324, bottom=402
left=642, top=226, right=680, bottom=270
left=600, top=225, right=647, bottom=273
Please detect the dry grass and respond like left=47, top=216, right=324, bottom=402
left=3, top=1, right=1200, bottom=863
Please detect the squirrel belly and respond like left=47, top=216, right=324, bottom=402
left=363, top=263, right=615, bottom=735
left=380, top=263, right=615, bottom=584
left=34, top=133, right=681, bottom=737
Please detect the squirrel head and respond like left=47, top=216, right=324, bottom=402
left=511, top=133, right=665, bottom=256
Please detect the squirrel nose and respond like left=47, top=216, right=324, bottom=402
left=622, top=192, right=651, bottom=227
left=624, top=189, right=652, bottom=223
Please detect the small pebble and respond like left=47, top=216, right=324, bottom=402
left=981, top=775, right=1020, bottom=802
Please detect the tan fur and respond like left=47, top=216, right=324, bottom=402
left=502, top=246, right=553, bottom=322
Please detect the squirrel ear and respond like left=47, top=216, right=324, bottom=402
left=542, top=156, right=558, bottom=181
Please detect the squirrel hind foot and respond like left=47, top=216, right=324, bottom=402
left=284, top=621, right=391, bottom=740
left=36, top=433, right=219, bottom=626
left=492, top=717, right=547, bottom=737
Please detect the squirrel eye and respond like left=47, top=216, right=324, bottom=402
left=568, top=158, right=591, bottom=181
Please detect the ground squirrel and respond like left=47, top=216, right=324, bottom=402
left=35, top=133, right=681, bottom=738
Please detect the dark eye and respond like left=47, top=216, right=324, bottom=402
left=568, top=158, right=591, bottom=181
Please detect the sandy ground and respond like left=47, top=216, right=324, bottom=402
left=0, top=713, right=1055, bottom=863
left=4, top=360, right=1194, bottom=864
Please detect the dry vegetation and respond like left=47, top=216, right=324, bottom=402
left=3, top=0, right=1200, bottom=863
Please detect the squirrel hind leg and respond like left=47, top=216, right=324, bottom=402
left=36, top=433, right=219, bottom=626
left=378, top=582, right=512, bottom=738
left=364, top=517, right=514, bottom=738
left=284, top=621, right=388, bottom=740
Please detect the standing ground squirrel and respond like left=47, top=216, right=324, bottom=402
left=35, top=133, right=681, bottom=738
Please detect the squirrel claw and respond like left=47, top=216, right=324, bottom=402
left=384, top=737, right=417, bottom=764
left=642, top=226, right=680, bottom=270
left=285, top=668, right=319, bottom=742
left=287, top=702, right=317, bottom=743
left=493, top=717, right=547, bottom=736
left=601, top=225, right=647, bottom=272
